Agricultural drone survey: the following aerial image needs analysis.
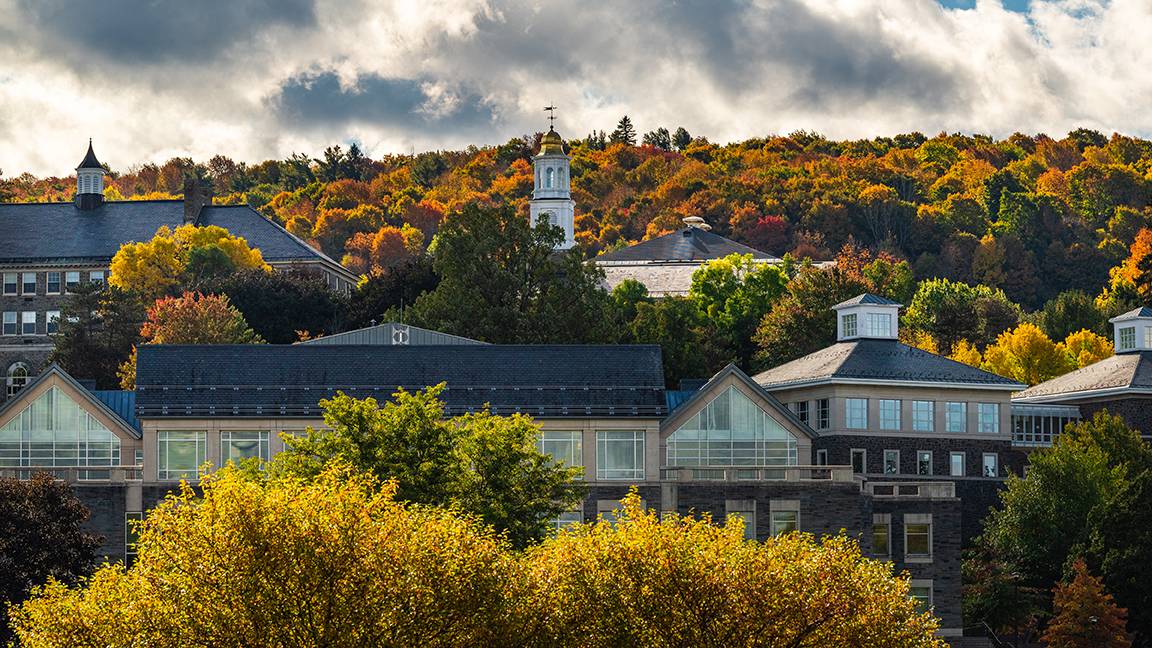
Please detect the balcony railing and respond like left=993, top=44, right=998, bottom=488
left=660, top=464, right=857, bottom=483
left=866, top=481, right=956, bottom=499
left=0, top=466, right=143, bottom=482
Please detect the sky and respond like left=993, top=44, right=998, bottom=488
left=0, top=0, right=1148, bottom=176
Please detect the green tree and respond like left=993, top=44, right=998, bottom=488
left=630, top=297, right=724, bottom=387
left=689, top=253, right=787, bottom=368
left=0, top=474, right=101, bottom=646
left=672, top=126, right=692, bottom=151
left=271, top=386, right=585, bottom=548
left=346, top=255, right=440, bottom=329
left=610, top=116, right=638, bottom=146
left=642, top=127, right=671, bottom=150
left=49, top=284, right=146, bottom=389
left=903, top=278, right=1021, bottom=353
left=1088, top=470, right=1152, bottom=642
left=197, top=268, right=347, bottom=343
left=1034, top=290, right=1110, bottom=340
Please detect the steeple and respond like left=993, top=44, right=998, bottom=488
left=530, top=106, right=575, bottom=250
left=75, top=139, right=105, bottom=211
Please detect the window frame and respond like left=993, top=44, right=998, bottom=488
left=1, top=273, right=16, bottom=296
left=1, top=312, right=15, bottom=336
left=538, top=430, right=584, bottom=471
left=873, top=514, right=891, bottom=557
left=89, top=270, right=106, bottom=285
left=912, top=400, right=934, bottom=432
left=20, top=311, right=36, bottom=335
left=850, top=448, right=867, bottom=474
left=219, top=430, right=270, bottom=466
left=815, top=448, right=828, bottom=466
left=157, top=430, right=207, bottom=481
left=1120, top=326, right=1136, bottom=351
left=878, top=399, right=901, bottom=431
left=816, top=398, right=830, bottom=429
left=46, top=271, right=61, bottom=294
left=917, top=450, right=932, bottom=476
left=596, top=430, right=645, bottom=481
left=845, top=398, right=868, bottom=429
left=841, top=313, right=858, bottom=338
left=770, top=508, right=799, bottom=536
left=46, top=310, right=60, bottom=334
left=982, top=452, right=999, bottom=478
left=977, top=403, right=1000, bottom=434
left=945, top=402, right=967, bottom=433
left=726, top=500, right=757, bottom=541
left=20, top=272, right=36, bottom=295
left=65, top=271, right=81, bottom=292
left=949, top=451, right=966, bottom=477
left=883, top=449, right=900, bottom=475
left=864, top=312, right=891, bottom=337
left=904, top=518, right=932, bottom=560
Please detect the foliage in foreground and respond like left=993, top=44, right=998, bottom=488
left=10, top=468, right=943, bottom=648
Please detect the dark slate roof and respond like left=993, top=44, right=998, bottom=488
left=77, top=141, right=103, bottom=170
left=0, top=201, right=342, bottom=267
left=1014, top=352, right=1152, bottom=401
left=135, top=344, right=667, bottom=418
left=833, top=294, right=900, bottom=308
left=595, top=227, right=780, bottom=263
left=1111, top=307, right=1152, bottom=322
left=90, top=390, right=141, bottom=433
left=754, top=339, right=1024, bottom=389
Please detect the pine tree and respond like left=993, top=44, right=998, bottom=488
left=673, top=126, right=692, bottom=151
left=610, top=116, right=637, bottom=146
left=1042, top=559, right=1130, bottom=648
left=642, top=127, right=671, bottom=150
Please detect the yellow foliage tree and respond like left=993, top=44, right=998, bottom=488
left=1062, top=329, right=1114, bottom=368
left=980, top=323, right=1073, bottom=385
left=109, top=224, right=270, bottom=299
left=949, top=339, right=983, bottom=368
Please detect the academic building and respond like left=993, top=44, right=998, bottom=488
left=0, top=142, right=357, bottom=399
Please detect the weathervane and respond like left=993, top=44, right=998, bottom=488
left=544, top=104, right=557, bottom=129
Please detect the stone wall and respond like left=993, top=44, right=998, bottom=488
left=1079, top=398, right=1152, bottom=435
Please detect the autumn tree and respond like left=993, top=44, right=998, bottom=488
left=1041, top=559, right=1130, bottom=648
left=0, top=474, right=101, bottom=646
left=196, top=268, right=347, bottom=343
left=270, top=386, right=585, bottom=548
left=689, top=253, right=788, bottom=367
left=981, top=323, right=1073, bottom=385
left=109, top=224, right=270, bottom=299
left=49, top=284, right=146, bottom=389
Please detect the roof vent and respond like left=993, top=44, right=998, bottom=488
left=682, top=216, right=711, bottom=231
left=391, top=324, right=410, bottom=345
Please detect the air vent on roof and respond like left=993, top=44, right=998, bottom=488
left=391, top=324, right=410, bottom=345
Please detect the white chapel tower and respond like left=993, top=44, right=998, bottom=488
left=530, top=122, right=576, bottom=250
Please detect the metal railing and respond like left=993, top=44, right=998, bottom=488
left=866, top=481, right=956, bottom=499
left=660, top=464, right=857, bottom=483
left=0, top=466, right=143, bottom=482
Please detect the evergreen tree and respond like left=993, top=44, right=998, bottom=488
left=672, top=126, right=692, bottom=151
left=1041, top=559, right=1130, bottom=648
left=610, top=116, right=637, bottom=146
left=642, top=127, right=671, bottom=150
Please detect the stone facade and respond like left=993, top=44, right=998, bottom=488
left=1078, top=397, right=1152, bottom=435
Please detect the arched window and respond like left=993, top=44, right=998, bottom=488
left=545, top=167, right=554, bottom=189
left=6, top=363, right=29, bottom=398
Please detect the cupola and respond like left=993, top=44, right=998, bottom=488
left=832, top=294, right=900, bottom=341
left=530, top=118, right=575, bottom=250
left=75, top=139, right=105, bottom=211
left=1109, top=307, right=1152, bottom=353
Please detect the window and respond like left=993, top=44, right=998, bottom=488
left=21, top=272, right=35, bottom=295
left=2, top=312, right=15, bottom=336
left=815, top=448, right=828, bottom=465
left=2, top=273, right=15, bottom=295
left=596, top=431, right=644, bottom=480
left=65, top=271, right=80, bottom=292
left=89, top=270, right=106, bottom=285
left=879, top=399, right=900, bottom=430
left=20, top=312, right=35, bottom=335
left=134, top=448, right=144, bottom=466
left=770, top=508, right=798, bottom=536
left=6, top=363, right=29, bottom=398
left=945, top=402, right=966, bottom=433
left=905, top=516, right=932, bottom=559
left=125, top=512, right=144, bottom=565
left=46, top=311, right=60, bottom=334
left=539, top=430, right=583, bottom=470
left=983, top=453, right=998, bottom=477
left=845, top=398, right=868, bottom=429
left=883, top=449, right=899, bottom=475
left=0, top=386, right=121, bottom=470
left=864, top=312, right=891, bottom=337
left=917, top=450, right=932, bottom=476
left=666, top=387, right=798, bottom=467
left=545, top=167, right=554, bottom=188
left=909, top=583, right=933, bottom=613
left=1120, top=326, right=1136, bottom=351
left=851, top=448, right=866, bottom=474
left=552, top=510, right=584, bottom=533
left=816, top=399, right=830, bottom=429
left=1146, top=327, right=1152, bottom=350
left=873, top=514, right=891, bottom=556
left=46, top=272, right=61, bottom=294
left=912, top=401, right=934, bottom=432
left=950, top=451, right=966, bottom=476
left=157, top=431, right=206, bottom=481
left=793, top=400, right=809, bottom=425
left=220, top=431, right=270, bottom=465
left=841, top=313, right=858, bottom=337
left=977, top=403, right=1000, bottom=433
left=726, top=501, right=757, bottom=540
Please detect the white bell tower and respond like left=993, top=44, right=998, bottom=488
left=530, top=107, right=575, bottom=250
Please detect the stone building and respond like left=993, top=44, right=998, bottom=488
left=0, top=142, right=357, bottom=400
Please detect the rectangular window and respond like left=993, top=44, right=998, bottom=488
left=794, top=400, right=809, bottom=425
left=841, top=313, right=858, bottom=337
left=909, top=584, right=933, bottom=613
left=89, top=270, right=106, bottom=285
left=851, top=448, right=866, bottom=474
left=46, top=271, right=61, bottom=294
left=46, top=310, right=60, bottom=334
left=905, top=519, right=932, bottom=559
left=1146, top=327, right=1152, bottom=350
left=879, top=399, right=901, bottom=430
left=945, top=402, right=966, bottom=433
left=553, top=510, right=584, bottom=533
left=539, top=430, right=583, bottom=470
left=65, top=271, right=80, bottom=292
left=596, top=431, right=644, bottom=480
left=1120, top=326, right=1136, bottom=351
left=726, top=501, right=757, bottom=541
left=1, top=312, right=15, bottom=335
left=845, top=398, right=868, bottom=429
left=770, top=510, right=798, bottom=536
left=125, top=512, right=144, bottom=566
left=157, top=431, right=206, bottom=481
left=917, top=450, right=932, bottom=476
left=1, top=273, right=15, bottom=295
left=912, top=401, right=934, bottom=432
left=883, top=449, right=899, bottom=475
left=983, top=453, right=999, bottom=477
left=815, top=449, right=828, bottom=466
left=21, top=272, right=35, bottom=295
left=950, top=451, right=966, bottom=477
left=816, top=399, right=830, bottom=429
left=873, top=514, right=891, bottom=556
left=20, top=311, right=35, bottom=335
left=220, top=431, right=270, bottom=465
left=977, top=403, right=1000, bottom=433
left=865, top=312, right=891, bottom=337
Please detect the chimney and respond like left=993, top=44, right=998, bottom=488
left=183, top=177, right=215, bottom=225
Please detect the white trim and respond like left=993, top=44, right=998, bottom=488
left=757, top=376, right=1025, bottom=391
left=1012, top=386, right=1152, bottom=403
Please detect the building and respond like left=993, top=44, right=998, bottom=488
left=296, top=322, right=486, bottom=346
left=0, top=142, right=357, bottom=399
left=593, top=217, right=782, bottom=296
left=530, top=127, right=576, bottom=250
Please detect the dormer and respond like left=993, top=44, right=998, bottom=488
left=75, top=139, right=105, bottom=211
left=832, top=294, right=900, bottom=342
left=1109, top=307, right=1152, bottom=354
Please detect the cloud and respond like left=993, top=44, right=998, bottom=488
left=2, top=0, right=1152, bottom=175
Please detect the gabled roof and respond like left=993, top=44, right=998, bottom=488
left=0, top=201, right=348, bottom=274
left=0, top=364, right=141, bottom=439
left=754, top=339, right=1025, bottom=390
left=1110, top=307, right=1152, bottom=322
left=595, top=227, right=780, bottom=264
left=298, top=322, right=487, bottom=346
left=76, top=140, right=103, bottom=170
left=661, top=363, right=816, bottom=439
left=1013, top=352, right=1152, bottom=402
left=833, top=294, right=900, bottom=308
left=135, top=344, right=667, bottom=418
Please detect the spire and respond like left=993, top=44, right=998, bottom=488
left=75, top=139, right=106, bottom=210
left=77, top=139, right=103, bottom=170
